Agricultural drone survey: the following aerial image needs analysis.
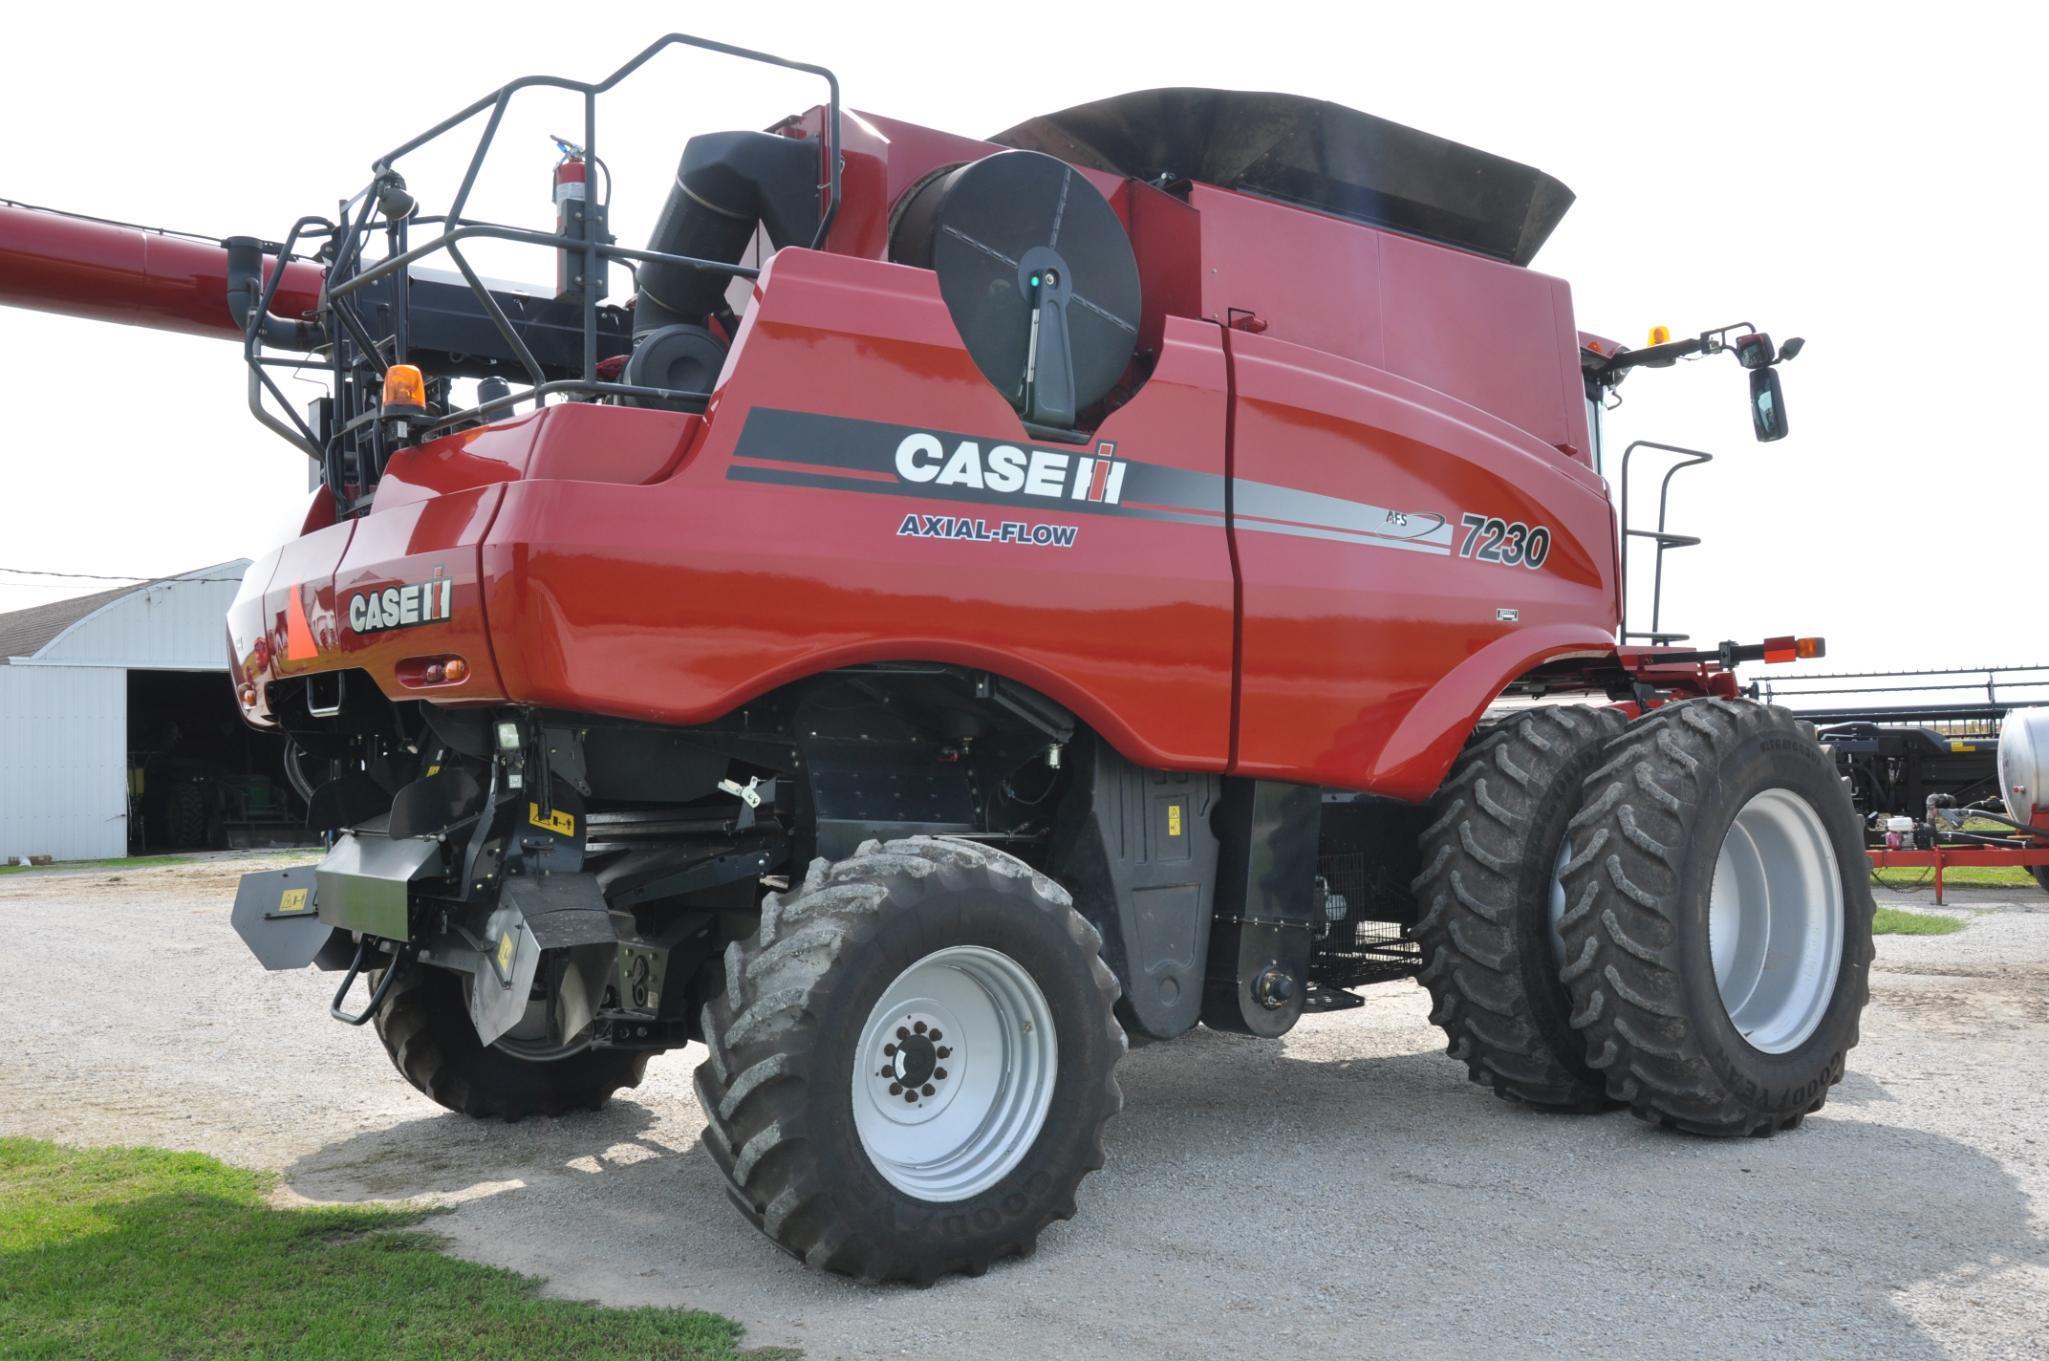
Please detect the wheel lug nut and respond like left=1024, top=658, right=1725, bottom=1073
left=914, top=1021, right=928, bottom=1034
left=929, top=1029, right=942, bottom=1041
left=889, top=1083, right=903, bottom=1095
left=903, top=1090, right=918, bottom=1104
left=936, top=1046, right=951, bottom=1059
left=896, top=1026, right=909, bottom=1040
left=933, top=1067, right=947, bottom=1080
left=921, top=1083, right=935, bottom=1096
left=884, top=1043, right=896, bottom=1056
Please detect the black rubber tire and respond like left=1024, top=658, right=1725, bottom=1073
left=1412, top=705, right=1630, bottom=1111
left=1558, top=698, right=1875, bottom=1136
left=2032, top=866, right=2049, bottom=896
left=695, top=836, right=1124, bottom=1284
left=372, top=964, right=648, bottom=1120
left=164, top=783, right=208, bottom=849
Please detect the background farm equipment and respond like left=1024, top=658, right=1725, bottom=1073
left=1758, top=665, right=2049, bottom=899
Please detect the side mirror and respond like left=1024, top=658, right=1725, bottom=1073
left=1750, top=365, right=1788, bottom=442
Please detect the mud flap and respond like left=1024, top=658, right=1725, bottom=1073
left=464, top=874, right=618, bottom=1047
left=231, top=864, right=353, bottom=971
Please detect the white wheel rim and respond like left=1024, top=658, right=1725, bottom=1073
left=1546, top=836, right=1575, bottom=971
left=1708, top=788, right=1846, bottom=1054
left=851, top=945, right=1058, bottom=1203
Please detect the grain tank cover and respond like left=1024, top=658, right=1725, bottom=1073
left=992, top=89, right=1574, bottom=266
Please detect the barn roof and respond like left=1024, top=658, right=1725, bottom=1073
left=0, top=563, right=250, bottom=666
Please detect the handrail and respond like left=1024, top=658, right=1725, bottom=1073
left=1617, top=439, right=1714, bottom=646
left=239, top=33, right=842, bottom=500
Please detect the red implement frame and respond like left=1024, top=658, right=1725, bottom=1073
left=1867, top=846, right=2049, bottom=905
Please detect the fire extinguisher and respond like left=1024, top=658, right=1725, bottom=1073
left=551, top=136, right=607, bottom=304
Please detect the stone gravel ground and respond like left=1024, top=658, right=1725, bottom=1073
left=2, top=854, right=2043, bottom=1360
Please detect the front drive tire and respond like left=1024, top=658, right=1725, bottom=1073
left=695, top=837, right=1124, bottom=1284
left=372, top=964, right=648, bottom=1120
left=1412, top=704, right=1629, bottom=1110
left=1558, top=699, right=1875, bottom=1135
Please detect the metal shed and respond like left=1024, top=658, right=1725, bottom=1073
left=0, top=562, right=300, bottom=861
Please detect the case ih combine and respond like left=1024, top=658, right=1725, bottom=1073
left=0, top=35, right=1876, bottom=1282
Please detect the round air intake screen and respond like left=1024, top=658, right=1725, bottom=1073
left=890, top=151, right=1141, bottom=423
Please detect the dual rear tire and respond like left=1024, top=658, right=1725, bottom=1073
left=1416, top=699, right=1873, bottom=1135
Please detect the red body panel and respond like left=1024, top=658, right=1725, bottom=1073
left=483, top=251, right=1237, bottom=768
left=25, top=102, right=1651, bottom=803
left=1226, top=329, right=1615, bottom=799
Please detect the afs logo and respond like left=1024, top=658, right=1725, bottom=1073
left=894, top=432, right=1127, bottom=506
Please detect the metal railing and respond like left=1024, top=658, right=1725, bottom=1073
left=1617, top=439, right=1713, bottom=645
left=240, top=33, right=841, bottom=499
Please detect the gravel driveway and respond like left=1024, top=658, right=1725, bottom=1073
left=3, top=855, right=2044, bottom=1360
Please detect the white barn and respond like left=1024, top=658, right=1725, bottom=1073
left=0, top=562, right=263, bottom=861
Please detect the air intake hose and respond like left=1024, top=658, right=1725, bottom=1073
left=636, top=130, right=822, bottom=337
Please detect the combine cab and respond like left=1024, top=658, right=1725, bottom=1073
left=0, top=34, right=1869, bottom=1283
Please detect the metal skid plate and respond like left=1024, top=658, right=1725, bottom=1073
left=231, top=865, right=349, bottom=971
left=315, top=831, right=443, bottom=941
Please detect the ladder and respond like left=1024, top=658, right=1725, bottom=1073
left=1618, top=439, right=1714, bottom=645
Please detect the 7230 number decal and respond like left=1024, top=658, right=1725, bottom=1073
left=1458, top=514, right=1551, bottom=569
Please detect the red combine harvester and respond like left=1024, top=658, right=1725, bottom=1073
left=0, top=35, right=1866, bottom=1282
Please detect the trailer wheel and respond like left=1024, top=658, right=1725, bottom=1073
left=695, top=837, right=1124, bottom=1284
left=1558, top=699, right=1875, bottom=1135
left=372, top=964, right=648, bottom=1120
left=1413, top=705, right=1630, bottom=1110
left=2033, top=867, right=2049, bottom=896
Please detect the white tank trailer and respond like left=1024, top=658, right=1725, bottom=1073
left=1998, top=708, right=2049, bottom=824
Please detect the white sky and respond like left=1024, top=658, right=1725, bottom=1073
left=4, top=2, right=2045, bottom=695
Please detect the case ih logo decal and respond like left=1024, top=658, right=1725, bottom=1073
left=892, top=432, right=1126, bottom=505
left=723, top=408, right=1472, bottom=559
left=347, top=580, right=454, bottom=634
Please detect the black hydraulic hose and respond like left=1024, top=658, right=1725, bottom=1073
left=224, top=236, right=322, bottom=350
left=1959, top=806, right=2049, bottom=842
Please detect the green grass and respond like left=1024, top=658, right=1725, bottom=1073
left=1872, top=863, right=2039, bottom=889
left=1872, top=906, right=1968, bottom=936
left=0, top=1139, right=773, bottom=1360
left=0, top=855, right=197, bottom=877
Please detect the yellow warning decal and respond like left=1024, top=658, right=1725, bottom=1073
left=497, top=932, right=516, bottom=973
left=278, top=888, right=309, bottom=914
left=1167, top=805, right=1184, bottom=837
left=426, top=764, right=442, bottom=777
left=528, top=803, right=575, bottom=836
left=1950, top=741, right=1977, bottom=753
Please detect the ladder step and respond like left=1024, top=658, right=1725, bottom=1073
left=1623, top=529, right=1703, bottom=548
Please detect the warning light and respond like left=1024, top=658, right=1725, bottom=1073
left=1648, top=325, right=1672, bottom=346
left=396, top=654, right=471, bottom=688
left=382, top=363, right=428, bottom=418
left=1761, top=636, right=1826, bottom=664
